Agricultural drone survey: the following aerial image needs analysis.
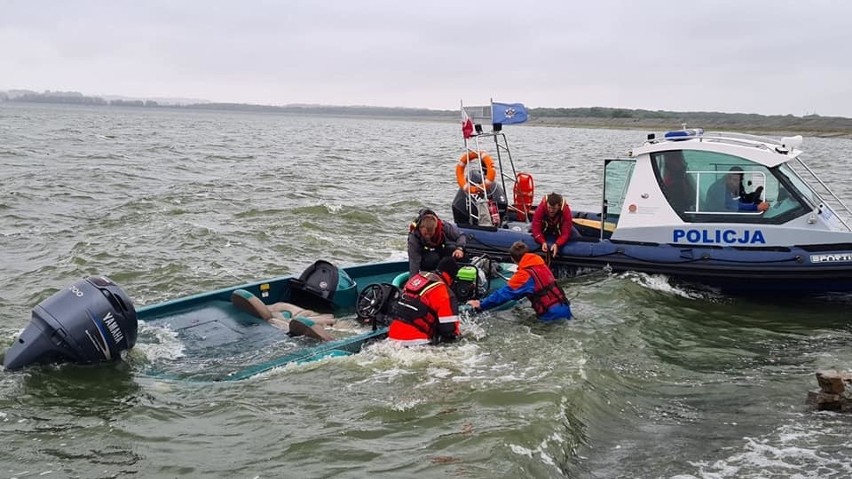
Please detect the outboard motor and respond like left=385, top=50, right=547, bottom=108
left=3, top=276, right=137, bottom=370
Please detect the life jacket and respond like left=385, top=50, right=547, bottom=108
left=540, top=195, right=566, bottom=236
left=523, top=263, right=569, bottom=316
left=389, top=272, right=445, bottom=341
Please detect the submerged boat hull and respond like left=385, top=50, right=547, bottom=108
left=137, top=259, right=510, bottom=381
left=137, top=261, right=410, bottom=381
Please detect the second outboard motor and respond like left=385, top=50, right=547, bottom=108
left=3, top=276, right=137, bottom=371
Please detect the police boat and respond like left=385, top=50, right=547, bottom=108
left=453, top=127, right=852, bottom=295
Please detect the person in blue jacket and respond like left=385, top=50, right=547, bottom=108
left=467, top=241, right=572, bottom=321
left=705, top=166, right=770, bottom=213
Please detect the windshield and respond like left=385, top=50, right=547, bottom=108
left=776, top=163, right=819, bottom=209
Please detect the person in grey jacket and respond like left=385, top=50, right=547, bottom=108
left=407, top=208, right=466, bottom=277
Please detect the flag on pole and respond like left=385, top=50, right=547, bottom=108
left=492, top=102, right=528, bottom=125
left=461, top=109, right=474, bottom=139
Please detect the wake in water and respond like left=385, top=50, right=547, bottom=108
left=617, top=270, right=727, bottom=301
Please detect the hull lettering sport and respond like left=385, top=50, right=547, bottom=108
left=811, top=253, right=852, bottom=264
left=673, top=229, right=766, bottom=245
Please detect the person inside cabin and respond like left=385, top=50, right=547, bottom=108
left=661, top=155, right=697, bottom=213
left=408, top=208, right=466, bottom=277
left=531, top=192, right=576, bottom=258
left=467, top=241, right=572, bottom=321
left=705, top=166, right=770, bottom=213
left=387, top=257, right=461, bottom=346
left=451, top=170, right=508, bottom=225
left=230, top=289, right=336, bottom=341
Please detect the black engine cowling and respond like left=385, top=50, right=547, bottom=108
left=3, top=276, right=137, bottom=370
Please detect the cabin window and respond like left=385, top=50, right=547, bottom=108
left=652, top=150, right=808, bottom=224
left=652, top=150, right=699, bottom=219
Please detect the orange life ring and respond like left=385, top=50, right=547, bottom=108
left=456, top=151, right=496, bottom=194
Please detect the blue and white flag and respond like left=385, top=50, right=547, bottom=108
left=492, top=102, right=528, bottom=125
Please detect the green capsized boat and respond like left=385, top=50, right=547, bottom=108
left=137, top=258, right=510, bottom=381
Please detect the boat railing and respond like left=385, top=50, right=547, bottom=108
left=702, top=131, right=787, bottom=148
left=464, top=131, right=518, bottom=187
left=651, top=130, right=799, bottom=154
left=462, top=130, right=530, bottom=223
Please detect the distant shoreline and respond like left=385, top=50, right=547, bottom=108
left=528, top=117, right=852, bottom=139
left=3, top=91, right=851, bottom=139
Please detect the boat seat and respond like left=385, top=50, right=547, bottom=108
left=286, top=259, right=358, bottom=312
left=570, top=226, right=600, bottom=242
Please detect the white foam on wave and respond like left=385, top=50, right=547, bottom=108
left=618, top=271, right=713, bottom=300
left=508, top=431, right=564, bottom=468
left=353, top=340, right=493, bottom=388
left=459, top=311, right=487, bottom=340
left=354, top=331, right=576, bottom=390
left=322, top=202, right=343, bottom=214
left=388, top=396, right=423, bottom=411
left=132, top=323, right=185, bottom=362
left=683, top=419, right=852, bottom=478
left=360, top=340, right=481, bottom=369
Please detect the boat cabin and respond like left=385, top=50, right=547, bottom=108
left=603, top=129, right=852, bottom=247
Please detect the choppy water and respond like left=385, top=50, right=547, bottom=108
left=2, top=102, right=852, bottom=478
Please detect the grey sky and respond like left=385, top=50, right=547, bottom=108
left=2, top=0, right=851, bottom=117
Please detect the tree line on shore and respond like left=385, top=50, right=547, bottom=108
left=3, top=89, right=851, bottom=136
left=1, top=90, right=160, bottom=107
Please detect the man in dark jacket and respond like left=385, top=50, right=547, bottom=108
left=407, top=208, right=466, bottom=277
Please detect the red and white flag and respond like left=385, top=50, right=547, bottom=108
left=461, top=109, right=474, bottom=139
